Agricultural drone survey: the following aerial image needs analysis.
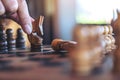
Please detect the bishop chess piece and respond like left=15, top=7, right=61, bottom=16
left=0, top=25, right=8, bottom=53
left=6, top=28, right=16, bottom=51
left=16, top=28, right=26, bottom=49
left=28, top=16, right=44, bottom=52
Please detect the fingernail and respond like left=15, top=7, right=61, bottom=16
left=24, top=24, right=32, bottom=34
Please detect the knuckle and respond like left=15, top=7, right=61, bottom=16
left=0, top=9, right=5, bottom=15
left=18, top=0, right=26, bottom=4
left=8, top=4, right=18, bottom=13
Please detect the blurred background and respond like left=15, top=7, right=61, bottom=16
left=4, top=0, right=120, bottom=47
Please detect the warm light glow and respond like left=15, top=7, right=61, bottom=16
left=5, top=20, right=30, bottom=48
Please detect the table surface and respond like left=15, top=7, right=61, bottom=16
left=0, top=45, right=120, bottom=80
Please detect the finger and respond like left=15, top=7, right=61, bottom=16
left=17, top=0, right=32, bottom=34
left=0, top=0, right=5, bottom=15
left=31, top=17, right=35, bottom=22
left=7, top=13, right=34, bottom=25
left=1, top=0, right=18, bottom=14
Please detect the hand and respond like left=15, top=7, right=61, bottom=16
left=0, top=0, right=33, bottom=34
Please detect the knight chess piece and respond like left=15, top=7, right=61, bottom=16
left=16, top=28, right=26, bottom=49
left=27, top=16, right=44, bottom=52
left=6, top=28, right=16, bottom=51
left=0, top=25, right=8, bottom=53
left=111, top=10, right=120, bottom=74
left=29, top=33, right=43, bottom=52
left=111, top=9, right=120, bottom=55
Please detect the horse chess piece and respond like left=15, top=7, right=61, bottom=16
left=28, top=16, right=44, bottom=52
left=0, top=25, right=8, bottom=53
left=111, top=10, right=120, bottom=74
left=16, top=28, right=26, bottom=49
left=6, top=28, right=16, bottom=51
left=111, top=10, right=120, bottom=55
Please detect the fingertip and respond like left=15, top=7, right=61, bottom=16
left=23, top=24, right=32, bottom=34
left=31, top=17, right=35, bottom=22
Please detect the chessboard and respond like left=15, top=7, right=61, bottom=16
left=1, top=12, right=120, bottom=80
left=0, top=45, right=116, bottom=80
left=0, top=28, right=119, bottom=80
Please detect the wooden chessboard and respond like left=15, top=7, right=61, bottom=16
left=0, top=45, right=119, bottom=80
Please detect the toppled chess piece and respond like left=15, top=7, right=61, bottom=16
left=51, top=39, right=77, bottom=52
left=16, top=28, right=26, bottom=49
left=6, top=28, right=16, bottom=51
left=27, top=16, right=44, bottom=52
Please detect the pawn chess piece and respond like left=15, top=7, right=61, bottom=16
left=28, top=16, right=44, bottom=52
left=16, top=28, right=26, bottom=49
left=51, top=39, right=77, bottom=52
left=95, top=25, right=116, bottom=54
left=0, top=25, right=8, bottom=53
left=69, top=25, right=104, bottom=76
left=6, top=28, right=16, bottom=51
left=103, top=34, right=116, bottom=53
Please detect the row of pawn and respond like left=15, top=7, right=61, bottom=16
left=0, top=25, right=25, bottom=54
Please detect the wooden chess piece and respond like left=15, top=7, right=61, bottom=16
left=111, top=10, right=120, bottom=74
left=69, top=25, right=104, bottom=76
left=111, top=9, right=120, bottom=51
left=6, top=28, right=16, bottom=51
left=112, top=47, right=120, bottom=74
left=51, top=39, right=77, bottom=52
left=0, top=25, right=8, bottom=53
left=27, top=16, right=44, bottom=52
left=16, top=28, right=26, bottom=49
left=97, top=25, right=116, bottom=54
left=103, top=34, right=116, bottom=53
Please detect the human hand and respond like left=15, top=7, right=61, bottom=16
left=0, top=0, right=33, bottom=34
